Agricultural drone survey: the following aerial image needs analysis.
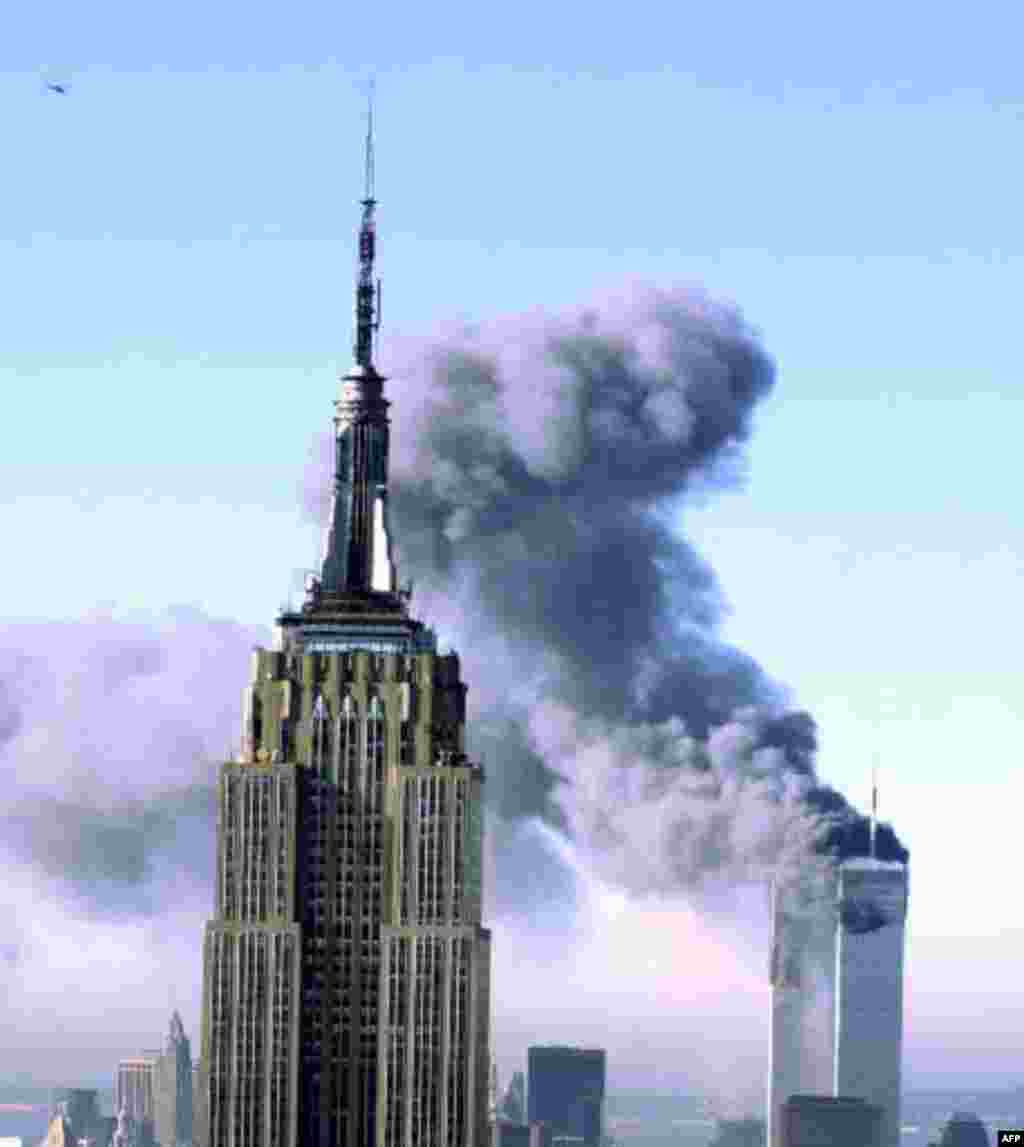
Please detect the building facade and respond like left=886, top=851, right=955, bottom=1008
left=490, top=1122, right=552, bottom=1147
left=499, top=1073, right=526, bottom=1124
left=154, top=1011, right=193, bottom=1146
left=833, top=859, right=908, bottom=1147
left=115, top=1060, right=155, bottom=1125
left=196, top=106, right=491, bottom=1147
left=526, top=1047, right=605, bottom=1147
left=46, top=1090, right=109, bottom=1147
left=767, top=879, right=837, bottom=1147
left=780, top=1094, right=882, bottom=1147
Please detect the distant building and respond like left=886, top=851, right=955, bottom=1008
left=527, top=1047, right=605, bottom=1147
left=491, top=1125, right=552, bottom=1147
left=45, top=1090, right=108, bottom=1147
left=115, top=1057, right=157, bottom=1145
left=709, top=1117, right=766, bottom=1146
left=767, top=878, right=837, bottom=1147
left=780, top=1094, right=882, bottom=1147
left=937, top=1111, right=990, bottom=1146
left=191, top=1062, right=204, bottom=1147
left=43, top=1115, right=71, bottom=1147
left=153, top=1011, right=193, bottom=1147
left=112, top=1102, right=133, bottom=1147
left=833, top=858, right=909, bottom=1147
left=500, top=1073, right=526, bottom=1124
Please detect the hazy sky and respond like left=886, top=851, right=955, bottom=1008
left=2, top=0, right=1023, bottom=1099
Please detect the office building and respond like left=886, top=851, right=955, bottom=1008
left=196, top=101, right=492, bottom=1147
left=936, top=1112, right=990, bottom=1146
left=491, top=1123, right=552, bottom=1147
left=45, top=1090, right=108, bottom=1147
left=191, top=1062, right=205, bottom=1147
left=499, top=1073, right=526, bottom=1124
left=833, top=858, right=909, bottom=1147
left=527, top=1047, right=605, bottom=1147
left=116, top=1054, right=160, bottom=1146
left=709, top=1118, right=766, bottom=1146
left=767, top=878, right=837, bottom=1147
left=154, top=1011, right=193, bottom=1146
left=780, top=1094, right=882, bottom=1147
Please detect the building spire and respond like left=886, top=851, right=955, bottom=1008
left=316, top=85, right=399, bottom=601
left=354, top=76, right=381, bottom=374
left=364, top=76, right=375, bottom=201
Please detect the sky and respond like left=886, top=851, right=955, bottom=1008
left=2, top=0, right=1023, bottom=1103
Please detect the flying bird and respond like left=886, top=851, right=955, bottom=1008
left=45, top=82, right=69, bottom=95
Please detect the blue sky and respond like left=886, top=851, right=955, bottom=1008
left=2, top=0, right=1023, bottom=1092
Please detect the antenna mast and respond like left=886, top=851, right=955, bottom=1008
left=354, top=76, right=381, bottom=371
left=364, top=76, right=375, bottom=201
left=869, top=763, right=878, bottom=859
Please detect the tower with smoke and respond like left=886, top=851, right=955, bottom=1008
left=767, top=796, right=909, bottom=1145
left=833, top=857, right=909, bottom=1147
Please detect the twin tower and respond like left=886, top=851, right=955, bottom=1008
left=194, top=102, right=492, bottom=1147
left=768, top=854, right=909, bottom=1147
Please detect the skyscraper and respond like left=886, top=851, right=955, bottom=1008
left=526, top=1047, right=605, bottom=1147
left=114, top=1061, right=157, bottom=1146
left=154, top=1011, right=193, bottom=1146
left=833, top=858, right=908, bottom=1147
left=936, top=1112, right=991, bottom=1146
left=197, top=97, right=492, bottom=1147
left=767, top=879, right=836, bottom=1147
left=780, top=1095, right=882, bottom=1147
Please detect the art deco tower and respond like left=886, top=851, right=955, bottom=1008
left=197, top=98, right=492, bottom=1147
left=155, top=1010, right=193, bottom=1147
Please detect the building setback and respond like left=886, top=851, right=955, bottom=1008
left=196, top=100, right=491, bottom=1147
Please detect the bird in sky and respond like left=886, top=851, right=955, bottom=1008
left=45, top=82, right=69, bottom=95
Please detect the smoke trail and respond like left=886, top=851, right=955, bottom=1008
left=306, top=283, right=905, bottom=913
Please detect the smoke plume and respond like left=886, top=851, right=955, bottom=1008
left=0, top=282, right=908, bottom=1091
left=306, top=283, right=905, bottom=915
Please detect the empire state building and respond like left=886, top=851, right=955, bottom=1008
left=196, top=103, right=493, bottom=1147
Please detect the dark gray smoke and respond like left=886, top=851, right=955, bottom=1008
left=303, top=284, right=906, bottom=913
left=0, top=284, right=905, bottom=937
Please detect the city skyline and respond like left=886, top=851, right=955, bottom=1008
left=2, top=0, right=1023, bottom=1108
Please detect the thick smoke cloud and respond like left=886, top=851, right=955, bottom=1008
left=306, top=284, right=905, bottom=914
left=0, top=282, right=908, bottom=1092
